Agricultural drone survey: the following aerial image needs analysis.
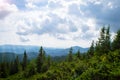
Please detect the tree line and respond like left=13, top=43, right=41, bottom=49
left=0, top=26, right=120, bottom=80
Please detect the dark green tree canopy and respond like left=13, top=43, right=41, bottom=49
left=36, top=46, right=45, bottom=73
left=76, top=49, right=81, bottom=59
left=95, top=26, right=111, bottom=54
left=22, top=50, right=27, bottom=70
left=88, top=40, right=94, bottom=57
left=112, top=30, right=120, bottom=50
left=68, top=47, right=73, bottom=62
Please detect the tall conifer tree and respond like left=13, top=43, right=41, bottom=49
left=22, top=50, right=27, bottom=70
left=112, top=29, right=120, bottom=50
left=68, top=47, right=73, bottom=62
left=36, top=46, right=45, bottom=73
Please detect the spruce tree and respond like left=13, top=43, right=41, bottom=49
left=47, top=55, right=51, bottom=67
left=112, top=29, right=120, bottom=50
left=95, top=26, right=111, bottom=54
left=42, top=49, right=46, bottom=62
left=9, top=60, right=19, bottom=75
left=14, top=56, right=19, bottom=74
left=68, top=47, right=73, bottom=62
left=0, top=62, right=8, bottom=78
left=36, top=46, right=44, bottom=73
left=105, top=26, right=111, bottom=53
left=76, top=49, right=81, bottom=59
left=88, top=40, right=94, bottom=57
left=9, top=62, right=14, bottom=75
left=99, top=27, right=106, bottom=53
left=22, top=50, right=27, bottom=70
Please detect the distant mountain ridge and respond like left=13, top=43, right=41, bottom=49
left=0, top=45, right=39, bottom=54
left=0, top=45, right=89, bottom=56
left=0, top=45, right=89, bottom=62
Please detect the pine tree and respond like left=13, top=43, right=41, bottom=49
left=105, top=26, right=111, bottom=53
left=41, top=55, right=51, bottom=73
left=0, top=62, right=8, bottom=78
left=47, top=55, right=51, bottom=67
left=95, top=27, right=104, bottom=55
left=95, top=26, right=111, bottom=54
left=99, top=27, right=106, bottom=53
left=112, top=29, right=120, bottom=50
left=22, top=50, right=27, bottom=70
left=43, top=50, right=46, bottom=62
left=68, top=47, right=73, bottom=62
left=88, top=41, right=94, bottom=57
left=36, top=46, right=45, bottom=73
left=9, top=62, right=14, bottom=75
left=14, top=56, right=19, bottom=73
left=76, top=49, right=81, bottom=59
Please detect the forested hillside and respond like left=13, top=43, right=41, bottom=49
left=0, top=26, right=120, bottom=80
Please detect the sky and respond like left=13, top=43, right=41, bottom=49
left=0, top=0, right=120, bottom=48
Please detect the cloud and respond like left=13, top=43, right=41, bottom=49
left=15, top=11, right=78, bottom=40
left=0, top=0, right=120, bottom=48
left=79, top=0, right=120, bottom=32
left=13, top=0, right=100, bottom=42
left=9, top=0, right=26, bottom=10
left=19, top=36, right=30, bottom=42
left=68, top=3, right=81, bottom=16
left=0, top=0, right=18, bottom=19
left=48, top=0, right=63, bottom=9
left=25, top=0, right=48, bottom=9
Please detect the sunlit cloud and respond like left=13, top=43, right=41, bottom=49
left=0, top=0, right=120, bottom=48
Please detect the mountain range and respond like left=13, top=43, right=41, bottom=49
left=0, top=45, right=89, bottom=62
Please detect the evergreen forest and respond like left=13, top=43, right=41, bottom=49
left=0, top=26, right=120, bottom=80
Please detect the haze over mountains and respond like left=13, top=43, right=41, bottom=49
left=0, top=45, right=89, bottom=62
left=0, top=45, right=89, bottom=56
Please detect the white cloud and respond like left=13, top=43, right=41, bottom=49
left=0, top=0, right=119, bottom=48
left=25, top=2, right=37, bottom=9
left=0, top=0, right=99, bottom=48
left=0, top=0, right=18, bottom=19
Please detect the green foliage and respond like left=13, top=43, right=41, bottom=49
left=0, top=62, right=8, bottom=78
left=47, top=55, right=51, bottom=67
left=14, top=56, right=20, bottom=73
left=22, top=50, right=27, bottom=70
left=88, top=40, right=94, bottom=57
left=112, top=29, right=120, bottom=51
left=76, top=49, right=81, bottom=59
left=1, top=27, right=120, bottom=80
left=23, top=62, right=36, bottom=78
left=41, top=63, right=49, bottom=73
left=9, top=62, right=15, bottom=75
left=95, top=26, right=111, bottom=55
left=78, top=68, right=99, bottom=80
left=36, top=46, right=45, bottom=73
left=68, top=47, right=73, bottom=62
left=105, top=26, right=111, bottom=52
